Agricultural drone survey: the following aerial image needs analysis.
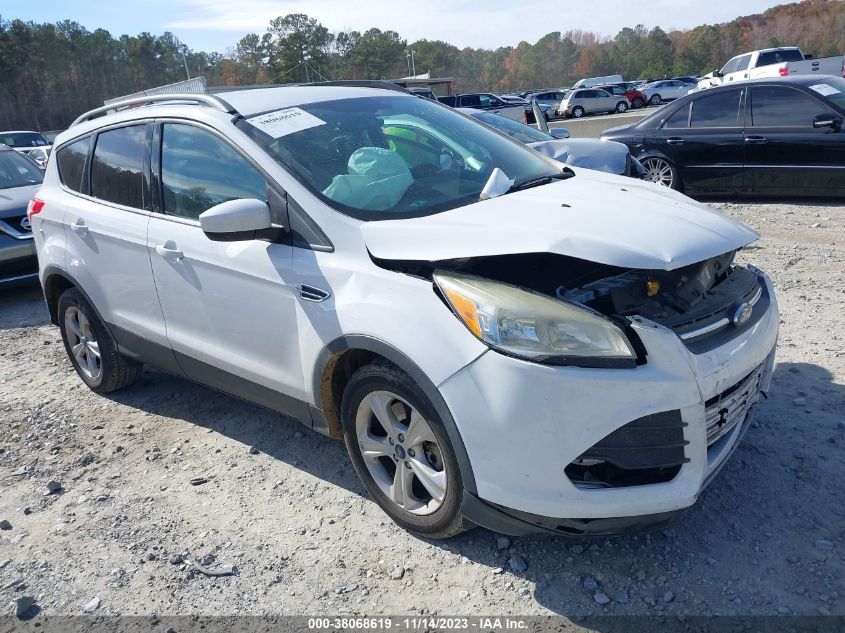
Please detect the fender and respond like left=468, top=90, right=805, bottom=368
left=312, top=334, right=478, bottom=495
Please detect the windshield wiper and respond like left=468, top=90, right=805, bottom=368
left=506, top=169, right=574, bottom=194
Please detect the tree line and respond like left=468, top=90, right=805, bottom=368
left=2, top=0, right=845, bottom=131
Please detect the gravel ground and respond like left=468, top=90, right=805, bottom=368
left=1, top=200, right=843, bottom=619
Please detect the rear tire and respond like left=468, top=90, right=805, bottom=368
left=58, top=288, right=141, bottom=393
left=641, top=156, right=682, bottom=191
left=650, top=94, right=662, bottom=105
left=341, top=360, right=468, bottom=539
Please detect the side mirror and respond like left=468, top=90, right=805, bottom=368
left=550, top=128, right=570, bottom=139
left=199, top=198, right=272, bottom=242
left=712, top=69, right=723, bottom=78
left=813, top=113, right=842, bottom=130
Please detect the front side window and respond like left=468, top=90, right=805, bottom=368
left=161, top=124, right=267, bottom=220
left=90, top=125, right=148, bottom=209
left=0, top=150, right=43, bottom=190
left=237, top=94, right=563, bottom=220
left=735, top=55, right=753, bottom=72
left=690, top=90, right=742, bottom=128
left=750, top=87, right=832, bottom=127
left=56, top=137, right=91, bottom=193
left=720, top=57, right=741, bottom=75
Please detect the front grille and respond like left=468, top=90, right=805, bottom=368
left=705, top=364, right=764, bottom=446
left=0, top=215, right=33, bottom=240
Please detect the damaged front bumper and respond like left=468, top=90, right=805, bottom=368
left=440, top=272, right=779, bottom=535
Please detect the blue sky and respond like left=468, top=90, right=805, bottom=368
left=3, top=0, right=781, bottom=53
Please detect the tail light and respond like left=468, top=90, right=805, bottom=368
left=27, top=198, right=45, bottom=223
left=778, top=65, right=789, bottom=76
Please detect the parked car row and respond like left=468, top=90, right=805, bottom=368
left=0, top=130, right=53, bottom=167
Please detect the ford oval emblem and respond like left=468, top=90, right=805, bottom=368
left=732, top=302, right=753, bottom=327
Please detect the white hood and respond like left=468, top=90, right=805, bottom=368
left=362, top=170, right=759, bottom=271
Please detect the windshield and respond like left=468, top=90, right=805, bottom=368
left=470, top=111, right=553, bottom=143
left=0, top=151, right=44, bottom=189
left=1, top=132, right=48, bottom=148
left=237, top=95, right=563, bottom=220
left=807, top=77, right=845, bottom=110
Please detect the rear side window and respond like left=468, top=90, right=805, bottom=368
left=690, top=90, right=742, bottom=128
left=91, top=125, right=148, bottom=209
left=750, top=87, right=832, bottom=127
left=160, top=124, right=267, bottom=220
left=664, top=104, right=691, bottom=128
left=56, top=137, right=91, bottom=193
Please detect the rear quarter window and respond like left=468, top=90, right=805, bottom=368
left=56, top=137, right=91, bottom=193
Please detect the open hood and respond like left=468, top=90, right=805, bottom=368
left=362, top=172, right=758, bottom=271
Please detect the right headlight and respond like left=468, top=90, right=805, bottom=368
left=434, top=271, right=637, bottom=366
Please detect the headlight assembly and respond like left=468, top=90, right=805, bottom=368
left=434, top=271, right=637, bottom=367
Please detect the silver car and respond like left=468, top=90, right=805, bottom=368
left=560, top=88, right=630, bottom=118
left=640, top=80, right=695, bottom=105
left=524, top=90, right=569, bottom=118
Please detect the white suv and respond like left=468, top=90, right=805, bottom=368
left=29, top=84, right=778, bottom=538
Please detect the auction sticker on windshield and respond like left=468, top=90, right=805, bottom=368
left=249, top=107, right=326, bottom=138
left=809, top=83, right=840, bottom=97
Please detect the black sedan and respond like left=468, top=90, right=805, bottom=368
left=0, top=144, right=42, bottom=286
left=601, top=75, right=845, bottom=196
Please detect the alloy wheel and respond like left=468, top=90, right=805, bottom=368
left=616, top=102, right=628, bottom=113
left=355, top=390, right=447, bottom=515
left=572, top=107, right=584, bottom=118
left=650, top=94, right=662, bottom=105
left=64, top=306, right=102, bottom=380
left=641, top=157, right=675, bottom=188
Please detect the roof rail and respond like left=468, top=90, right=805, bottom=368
left=70, top=93, right=238, bottom=128
left=300, top=80, right=411, bottom=94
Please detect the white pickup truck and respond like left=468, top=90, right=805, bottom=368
left=697, top=46, right=845, bottom=90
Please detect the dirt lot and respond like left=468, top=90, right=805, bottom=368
left=1, top=200, right=843, bottom=620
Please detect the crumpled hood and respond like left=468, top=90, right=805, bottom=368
left=528, top=138, right=629, bottom=175
left=0, top=184, right=40, bottom=219
left=362, top=170, right=759, bottom=271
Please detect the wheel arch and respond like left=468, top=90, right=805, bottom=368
left=312, top=334, right=477, bottom=495
left=43, top=266, right=89, bottom=326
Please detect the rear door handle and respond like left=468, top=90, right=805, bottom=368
left=71, top=218, right=87, bottom=237
left=155, top=241, right=184, bottom=260
left=666, top=137, right=685, bottom=145
left=744, top=136, right=768, bottom=144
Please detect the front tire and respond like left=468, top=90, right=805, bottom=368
left=341, top=360, right=467, bottom=539
left=650, top=94, right=662, bottom=105
left=571, top=106, right=584, bottom=119
left=615, top=101, right=628, bottom=113
left=58, top=288, right=141, bottom=393
left=632, top=97, right=645, bottom=109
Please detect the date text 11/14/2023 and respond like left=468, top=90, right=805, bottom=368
left=307, top=617, right=529, bottom=630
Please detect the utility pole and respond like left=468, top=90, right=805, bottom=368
left=181, top=53, right=191, bottom=80
left=405, top=49, right=416, bottom=77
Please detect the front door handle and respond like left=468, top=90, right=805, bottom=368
left=744, top=136, right=768, bottom=144
left=666, top=137, right=685, bottom=145
left=71, top=218, right=87, bottom=237
left=155, top=241, right=184, bottom=260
